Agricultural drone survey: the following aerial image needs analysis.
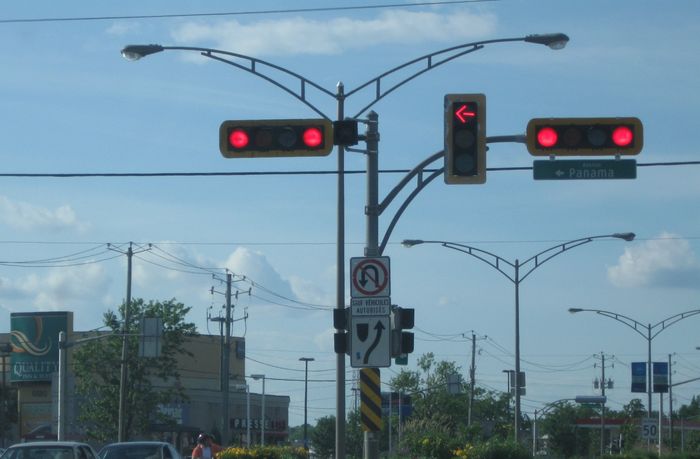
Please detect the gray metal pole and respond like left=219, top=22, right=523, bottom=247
left=514, top=260, right=521, bottom=443
left=647, top=325, right=652, bottom=418
left=468, top=332, right=476, bottom=426
left=363, top=111, right=380, bottom=459
left=304, top=360, right=309, bottom=449
left=335, top=82, right=347, bottom=459
left=57, top=331, right=66, bottom=441
left=261, top=376, right=266, bottom=446
left=669, top=354, right=674, bottom=451
left=118, top=242, right=133, bottom=442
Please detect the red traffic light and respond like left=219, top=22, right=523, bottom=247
left=527, top=117, right=643, bottom=156
left=302, top=127, right=323, bottom=148
left=536, top=127, right=558, bottom=148
left=219, top=119, right=333, bottom=158
left=228, top=129, right=250, bottom=149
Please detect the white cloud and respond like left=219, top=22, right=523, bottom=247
left=0, top=264, right=111, bottom=310
left=607, top=233, right=700, bottom=289
left=106, top=21, right=141, bottom=36
left=170, top=9, right=497, bottom=57
left=0, top=196, right=89, bottom=232
left=224, top=247, right=296, bottom=301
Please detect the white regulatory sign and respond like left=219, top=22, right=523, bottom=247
left=350, top=315, right=391, bottom=368
left=640, top=417, right=657, bottom=440
left=350, top=257, right=391, bottom=298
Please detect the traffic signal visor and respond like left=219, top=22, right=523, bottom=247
left=527, top=117, right=643, bottom=156
left=220, top=118, right=333, bottom=158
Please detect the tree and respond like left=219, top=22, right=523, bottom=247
left=73, top=298, right=197, bottom=441
left=539, top=402, right=596, bottom=457
left=311, top=415, right=335, bottom=458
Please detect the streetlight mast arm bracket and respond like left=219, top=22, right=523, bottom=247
left=201, top=51, right=332, bottom=119
left=518, top=237, right=595, bottom=282
left=651, top=309, right=700, bottom=340
left=345, top=43, right=484, bottom=117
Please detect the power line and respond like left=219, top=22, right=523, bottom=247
left=0, top=1, right=498, bottom=25
left=0, top=161, right=697, bottom=178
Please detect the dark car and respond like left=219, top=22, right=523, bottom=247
left=0, top=442, right=99, bottom=459
left=98, top=442, right=180, bottom=459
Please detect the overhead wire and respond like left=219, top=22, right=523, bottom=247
left=0, top=1, right=498, bottom=24
left=0, top=161, right=697, bottom=179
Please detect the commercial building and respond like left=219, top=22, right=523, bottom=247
left=0, top=311, right=289, bottom=451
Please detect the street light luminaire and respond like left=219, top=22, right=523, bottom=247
left=524, top=33, right=570, bottom=50
left=401, top=239, right=424, bottom=248
left=612, top=232, right=636, bottom=241
left=121, top=44, right=165, bottom=61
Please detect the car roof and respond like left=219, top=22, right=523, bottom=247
left=101, top=443, right=171, bottom=447
left=9, top=443, right=91, bottom=448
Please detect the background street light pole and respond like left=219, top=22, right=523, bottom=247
left=403, top=233, right=634, bottom=442
left=251, top=374, right=266, bottom=446
left=122, top=33, right=568, bottom=457
left=299, top=357, right=314, bottom=450
left=568, top=307, right=700, bottom=419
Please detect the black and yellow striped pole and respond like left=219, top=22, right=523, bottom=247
left=360, top=368, right=382, bottom=432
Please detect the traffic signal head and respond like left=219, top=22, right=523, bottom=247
left=527, top=117, right=643, bottom=156
left=391, top=306, right=415, bottom=357
left=219, top=119, right=333, bottom=158
left=333, top=308, right=350, bottom=355
left=444, top=94, right=486, bottom=184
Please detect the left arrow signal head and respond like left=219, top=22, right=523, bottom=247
left=455, top=104, right=476, bottom=123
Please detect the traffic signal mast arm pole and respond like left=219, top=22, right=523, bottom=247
left=375, top=136, right=527, bottom=255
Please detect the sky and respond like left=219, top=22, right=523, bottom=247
left=1, top=0, right=700, bottom=431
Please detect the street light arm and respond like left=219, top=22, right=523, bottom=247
left=569, top=308, right=650, bottom=340
left=344, top=34, right=568, bottom=118
left=650, top=309, right=700, bottom=340
left=518, top=233, right=634, bottom=283
left=403, top=239, right=517, bottom=283
left=122, top=32, right=568, bottom=121
left=121, top=45, right=335, bottom=119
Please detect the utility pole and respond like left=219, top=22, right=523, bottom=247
left=210, top=271, right=251, bottom=446
left=594, top=352, right=613, bottom=456
left=109, top=242, right=150, bottom=442
left=463, top=332, right=486, bottom=426
left=223, top=272, right=232, bottom=446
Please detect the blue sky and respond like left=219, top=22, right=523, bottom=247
left=1, top=0, right=700, bottom=429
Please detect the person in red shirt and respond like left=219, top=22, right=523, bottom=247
left=192, top=433, right=222, bottom=459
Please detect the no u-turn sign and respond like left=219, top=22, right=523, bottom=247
left=350, top=257, right=391, bottom=298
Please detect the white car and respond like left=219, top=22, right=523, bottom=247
left=0, top=442, right=99, bottom=459
left=98, top=442, right=181, bottom=459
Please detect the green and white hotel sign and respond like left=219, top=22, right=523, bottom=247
left=10, top=311, right=70, bottom=382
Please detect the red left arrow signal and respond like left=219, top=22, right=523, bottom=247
left=455, top=104, right=476, bottom=123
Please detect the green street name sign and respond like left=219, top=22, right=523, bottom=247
left=533, top=159, right=637, bottom=180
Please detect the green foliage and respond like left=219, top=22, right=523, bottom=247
left=399, top=413, right=465, bottom=458
left=454, top=437, right=530, bottom=459
left=311, top=415, right=336, bottom=458
left=217, top=445, right=307, bottom=459
left=72, top=297, right=197, bottom=441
